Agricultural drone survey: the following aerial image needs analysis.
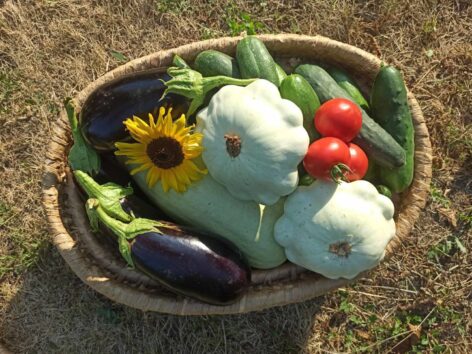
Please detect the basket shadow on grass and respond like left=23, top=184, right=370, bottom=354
left=1, top=244, right=326, bottom=353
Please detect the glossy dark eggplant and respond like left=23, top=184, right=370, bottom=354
left=93, top=152, right=133, bottom=186
left=130, top=225, right=251, bottom=305
left=80, top=69, right=190, bottom=151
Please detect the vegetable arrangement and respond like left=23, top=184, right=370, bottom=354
left=66, top=36, right=416, bottom=305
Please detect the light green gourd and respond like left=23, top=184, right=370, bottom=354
left=130, top=168, right=287, bottom=269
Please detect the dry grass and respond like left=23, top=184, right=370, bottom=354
left=0, top=0, right=471, bottom=353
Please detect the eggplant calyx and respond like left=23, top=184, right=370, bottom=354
left=86, top=199, right=100, bottom=232
left=74, top=170, right=133, bottom=222
left=87, top=200, right=166, bottom=268
left=172, top=54, right=190, bottom=69
left=161, top=65, right=255, bottom=117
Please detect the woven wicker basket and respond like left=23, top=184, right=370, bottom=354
left=42, top=34, right=432, bottom=315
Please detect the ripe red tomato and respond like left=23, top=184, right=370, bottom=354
left=345, top=143, right=369, bottom=181
left=314, top=98, right=362, bottom=142
left=303, top=137, right=351, bottom=181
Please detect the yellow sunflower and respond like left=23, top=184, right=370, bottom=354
left=115, top=107, right=207, bottom=193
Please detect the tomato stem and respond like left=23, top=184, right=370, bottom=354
left=330, top=163, right=351, bottom=184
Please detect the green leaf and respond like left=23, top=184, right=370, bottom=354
left=110, top=50, right=129, bottom=63
left=65, top=100, right=101, bottom=175
left=340, top=299, right=354, bottom=313
left=68, top=134, right=101, bottom=175
left=349, top=315, right=364, bottom=325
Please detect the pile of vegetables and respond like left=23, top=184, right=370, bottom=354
left=67, top=36, right=415, bottom=305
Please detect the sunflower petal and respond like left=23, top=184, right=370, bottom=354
left=148, top=167, right=161, bottom=187
left=130, top=163, right=151, bottom=175
left=167, top=169, right=178, bottom=191
left=160, top=170, right=169, bottom=192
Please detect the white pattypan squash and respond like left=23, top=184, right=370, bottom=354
left=275, top=180, right=396, bottom=279
left=196, top=79, right=309, bottom=206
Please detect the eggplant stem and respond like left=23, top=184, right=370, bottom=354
left=73, top=170, right=133, bottom=222
left=162, top=65, right=255, bottom=117
left=94, top=204, right=128, bottom=239
left=74, top=170, right=103, bottom=199
left=202, top=76, right=255, bottom=92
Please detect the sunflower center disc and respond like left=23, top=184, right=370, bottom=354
left=147, top=137, right=184, bottom=169
left=329, top=241, right=352, bottom=258
left=224, top=134, right=241, bottom=158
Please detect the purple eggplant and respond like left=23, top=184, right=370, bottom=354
left=91, top=152, right=133, bottom=187
left=80, top=69, right=189, bottom=151
left=87, top=202, right=251, bottom=305
left=130, top=225, right=251, bottom=305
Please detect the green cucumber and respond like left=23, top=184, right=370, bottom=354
left=298, top=173, right=315, bottom=186
left=194, top=50, right=241, bottom=78
left=275, top=63, right=288, bottom=82
left=280, top=74, right=321, bottom=142
left=376, top=185, right=393, bottom=199
left=236, top=36, right=280, bottom=86
left=371, top=65, right=414, bottom=193
left=363, top=159, right=378, bottom=183
left=327, top=67, right=369, bottom=111
left=294, top=64, right=405, bottom=169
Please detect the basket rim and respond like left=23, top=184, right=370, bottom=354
left=41, top=33, right=432, bottom=315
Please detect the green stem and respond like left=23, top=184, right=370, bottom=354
left=64, top=98, right=78, bottom=131
left=94, top=204, right=135, bottom=267
left=186, top=76, right=254, bottom=116
left=95, top=204, right=129, bottom=239
left=73, top=170, right=133, bottom=222
left=330, top=163, right=351, bottom=184
left=74, top=170, right=103, bottom=198
left=187, top=98, right=204, bottom=117
left=202, top=76, right=255, bottom=92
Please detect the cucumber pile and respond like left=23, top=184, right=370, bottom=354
left=193, top=36, right=414, bottom=193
